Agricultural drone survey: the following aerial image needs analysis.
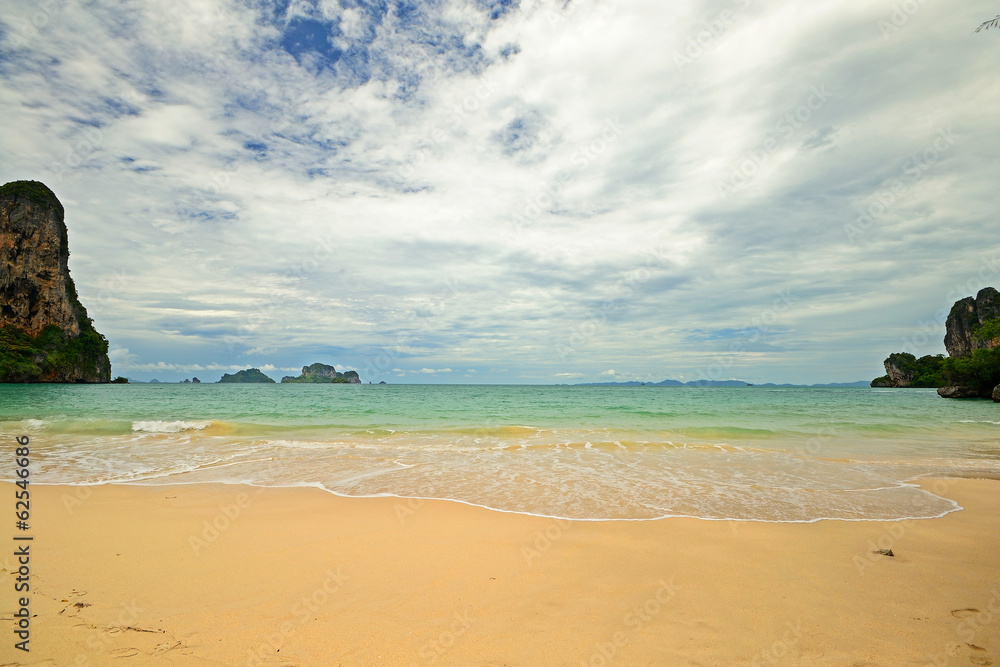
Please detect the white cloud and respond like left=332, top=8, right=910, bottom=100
left=108, top=346, right=137, bottom=367
left=2, top=0, right=998, bottom=383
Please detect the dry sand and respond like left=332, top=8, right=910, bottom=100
left=1, top=478, right=998, bottom=666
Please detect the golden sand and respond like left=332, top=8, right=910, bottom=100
left=2, top=478, right=998, bottom=666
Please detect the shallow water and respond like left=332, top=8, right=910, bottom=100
left=2, top=384, right=998, bottom=521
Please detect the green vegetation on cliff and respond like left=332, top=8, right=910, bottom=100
left=893, top=353, right=946, bottom=387
left=973, top=316, right=1000, bottom=345
left=941, top=347, right=1000, bottom=396
left=873, top=345, right=1000, bottom=397
left=217, top=368, right=275, bottom=383
left=0, top=323, right=109, bottom=382
left=0, top=180, right=65, bottom=219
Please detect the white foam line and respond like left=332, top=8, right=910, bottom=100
left=20, top=479, right=967, bottom=525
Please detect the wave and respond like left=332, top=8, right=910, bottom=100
left=21, top=428, right=1000, bottom=522
left=132, top=420, right=213, bottom=433
left=0, top=418, right=50, bottom=431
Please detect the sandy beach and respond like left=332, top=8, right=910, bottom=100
left=2, top=478, right=998, bottom=666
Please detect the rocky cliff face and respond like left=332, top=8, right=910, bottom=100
left=944, top=287, right=1000, bottom=357
left=301, top=363, right=338, bottom=381
left=1, top=181, right=78, bottom=336
left=872, top=288, right=999, bottom=398
left=281, top=363, right=361, bottom=383
left=870, top=352, right=944, bottom=388
left=883, top=354, right=914, bottom=387
left=936, top=286, right=1000, bottom=399
left=0, top=180, right=110, bottom=382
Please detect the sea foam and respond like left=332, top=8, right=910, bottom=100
left=132, top=420, right=212, bottom=433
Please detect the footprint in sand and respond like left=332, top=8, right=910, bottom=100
left=59, top=601, right=93, bottom=616
left=109, top=648, right=140, bottom=658
left=967, top=643, right=992, bottom=667
left=153, top=640, right=185, bottom=655
left=951, top=608, right=981, bottom=618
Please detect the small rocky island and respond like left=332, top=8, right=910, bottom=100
left=0, top=180, right=111, bottom=382
left=214, top=364, right=362, bottom=384
left=217, top=368, right=275, bottom=383
left=282, top=363, right=361, bottom=383
left=872, top=287, right=1000, bottom=400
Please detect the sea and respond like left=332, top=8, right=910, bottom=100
left=2, top=383, right=998, bottom=522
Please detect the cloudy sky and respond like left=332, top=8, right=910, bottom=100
left=1, top=0, right=998, bottom=383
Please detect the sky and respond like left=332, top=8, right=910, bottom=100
left=1, top=0, right=998, bottom=384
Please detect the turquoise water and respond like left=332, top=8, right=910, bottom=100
left=1, top=384, right=998, bottom=521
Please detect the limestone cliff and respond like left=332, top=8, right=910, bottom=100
left=936, top=287, right=1000, bottom=399
left=944, top=287, right=1000, bottom=357
left=884, top=353, right=914, bottom=387
left=871, top=288, right=999, bottom=398
left=0, top=180, right=110, bottom=382
left=281, top=363, right=361, bottom=384
left=870, top=352, right=944, bottom=388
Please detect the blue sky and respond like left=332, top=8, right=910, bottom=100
left=1, top=0, right=998, bottom=383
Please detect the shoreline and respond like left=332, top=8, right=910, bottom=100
left=3, top=478, right=999, bottom=665
left=20, top=475, right=973, bottom=524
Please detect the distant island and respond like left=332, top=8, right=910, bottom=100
left=577, top=379, right=747, bottom=387
left=281, top=363, right=361, bottom=384
left=871, top=287, right=1000, bottom=400
left=0, top=180, right=111, bottom=383
left=218, top=368, right=275, bottom=383
left=213, top=364, right=362, bottom=384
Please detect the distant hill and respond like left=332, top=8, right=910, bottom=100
left=575, top=379, right=871, bottom=388
left=755, top=381, right=872, bottom=388
left=576, top=379, right=745, bottom=387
